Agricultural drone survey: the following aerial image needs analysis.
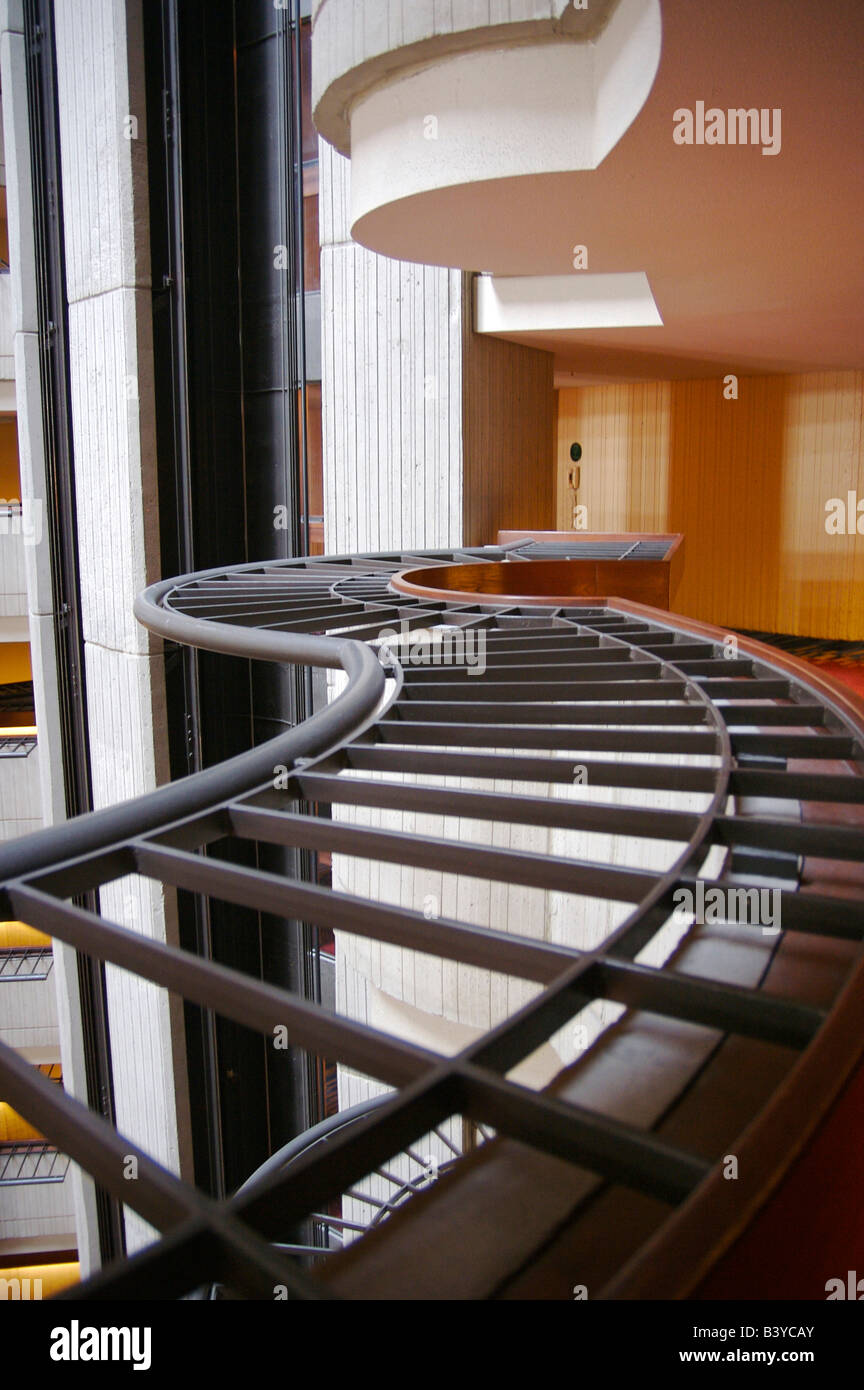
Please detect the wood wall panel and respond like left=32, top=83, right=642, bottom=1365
left=303, top=193, right=320, bottom=292
left=557, top=381, right=671, bottom=536
left=463, top=292, right=555, bottom=545
left=557, top=372, right=864, bottom=639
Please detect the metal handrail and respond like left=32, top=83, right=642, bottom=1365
left=0, top=582, right=386, bottom=884
left=0, top=545, right=861, bottom=1300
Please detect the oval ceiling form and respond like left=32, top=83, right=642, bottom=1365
left=330, top=0, right=662, bottom=268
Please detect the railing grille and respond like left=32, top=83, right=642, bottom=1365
left=0, top=547, right=861, bottom=1299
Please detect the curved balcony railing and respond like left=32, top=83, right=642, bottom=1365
left=0, top=546, right=862, bottom=1299
left=0, top=946, right=52, bottom=980
left=0, top=1140, right=70, bottom=1185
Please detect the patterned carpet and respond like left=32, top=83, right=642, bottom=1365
left=739, top=631, right=864, bottom=698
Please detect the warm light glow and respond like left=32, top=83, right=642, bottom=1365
left=0, top=1262, right=80, bottom=1298
left=0, top=920, right=51, bottom=948
left=0, top=1101, right=44, bottom=1143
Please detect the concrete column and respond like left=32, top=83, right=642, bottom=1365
left=0, top=0, right=101, bottom=1274
left=319, top=139, right=463, bottom=554
left=50, top=0, right=191, bottom=1254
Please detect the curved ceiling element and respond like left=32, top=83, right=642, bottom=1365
left=312, top=0, right=662, bottom=263
left=1, top=547, right=863, bottom=1298
left=314, top=0, right=864, bottom=380
left=349, top=0, right=662, bottom=252
left=311, top=0, right=626, bottom=155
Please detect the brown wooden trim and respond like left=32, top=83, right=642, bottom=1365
left=601, top=954, right=864, bottom=1300
left=391, top=559, right=672, bottom=609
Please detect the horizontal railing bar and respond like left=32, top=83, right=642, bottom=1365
left=397, top=656, right=636, bottom=683
left=681, top=661, right=757, bottom=677
left=60, top=1221, right=220, bottom=1302
left=19, top=845, right=139, bottom=900
left=220, top=806, right=660, bottom=901
left=174, top=578, right=344, bottom=593
left=236, top=1080, right=463, bottom=1238
left=343, top=745, right=720, bottom=792
left=400, top=670, right=677, bottom=696
left=133, top=840, right=585, bottom=981
left=296, top=772, right=701, bottom=841
left=374, top=722, right=720, bottom=753
left=717, top=704, right=826, bottom=727
left=713, top=816, right=864, bottom=860
left=264, top=606, right=404, bottom=635
left=332, top=617, right=449, bottom=644
left=639, top=641, right=715, bottom=657
left=401, top=650, right=624, bottom=677
left=669, top=656, right=750, bottom=672
left=454, top=1067, right=710, bottom=1206
left=730, top=732, right=855, bottom=757
left=573, top=622, right=654, bottom=633
left=696, top=680, right=790, bottom=699
left=173, top=579, right=334, bottom=593
left=674, top=879, right=864, bottom=939
left=433, top=629, right=604, bottom=650
left=386, top=704, right=708, bottom=727
left=592, top=959, right=823, bottom=1049
left=729, top=768, right=864, bottom=802
left=397, top=684, right=690, bottom=710
left=169, top=596, right=358, bottom=618
left=8, top=884, right=435, bottom=1089
left=398, top=657, right=646, bottom=684
left=0, top=1036, right=200, bottom=1231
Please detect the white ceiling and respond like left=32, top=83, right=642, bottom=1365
left=353, top=0, right=864, bottom=383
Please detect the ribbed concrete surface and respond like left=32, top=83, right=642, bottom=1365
left=320, top=141, right=463, bottom=553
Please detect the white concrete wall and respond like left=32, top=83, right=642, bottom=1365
left=0, top=524, right=27, bottom=616
left=0, top=1171, right=76, bottom=1248
left=0, top=272, right=14, bottom=378
left=0, top=0, right=103, bottom=1275
left=51, top=0, right=192, bottom=1255
left=319, top=139, right=463, bottom=554
left=0, top=968, right=57, bottom=1052
left=0, top=741, right=40, bottom=840
left=0, top=0, right=192, bottom=1270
